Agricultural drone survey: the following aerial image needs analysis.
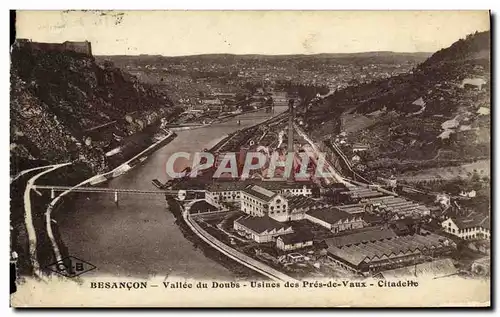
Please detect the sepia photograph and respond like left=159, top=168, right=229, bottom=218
left=9, top=10, right=491, bottom=307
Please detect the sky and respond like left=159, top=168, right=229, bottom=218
left=15, top=10, right=490, bottom=56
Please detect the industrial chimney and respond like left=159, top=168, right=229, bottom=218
left=288, top=99, right=295, bottom=154
left=287, top=99, right=295, bottom=182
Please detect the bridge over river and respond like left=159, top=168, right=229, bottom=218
left=55, top=105, right=287, bottom=280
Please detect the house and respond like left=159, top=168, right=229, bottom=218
left=276, top=231, right=314, bottom=252
left=459, top=190, right=477, bottom=198
left=441, top=213, right=490, bottom=240
left=233, top=216, right=293, bottom=243
left=305, top=208, right=365, bottom=233
left=352, top=143, right=370, bottom=153
left=460, top=78, right=487, bottom=90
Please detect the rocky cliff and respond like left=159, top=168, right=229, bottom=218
left=10, top=41, right=181, bottom=175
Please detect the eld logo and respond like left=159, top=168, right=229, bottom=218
left=46, top=256, right=96, bottom=278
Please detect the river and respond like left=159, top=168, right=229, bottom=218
left=57, top=106, right=286, bottom=280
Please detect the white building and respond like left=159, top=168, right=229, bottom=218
left=240, top=185, right=289, bottom=221
left=352, top=143, right=369, bottom=153
left=441, top=214, right=490, bottom=240
left=459, top=190, right=477, bottom=198
left=206, top=187, right=241, bottom=204
left=276, top=184, right=313, bottom=197
left=205, top=180, right=314, bottom=205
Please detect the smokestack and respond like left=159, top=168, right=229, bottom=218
left=287, top=99, right=295, bottom=182
left=288, top=99, right=295, bottom=154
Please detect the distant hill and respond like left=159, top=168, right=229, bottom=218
left=10, top=41, right=178, bottom=175
left=98, top=51, right=431, bottom=66
left=303, top=31, right=490, bottom=181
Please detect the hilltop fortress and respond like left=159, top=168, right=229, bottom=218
left=14, top=39, right=92, bottom=56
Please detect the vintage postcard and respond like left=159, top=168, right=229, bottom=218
left=10, top=10, right=491, bottom=307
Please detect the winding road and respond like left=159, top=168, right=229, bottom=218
left=22, top=162, right=72, bottom=277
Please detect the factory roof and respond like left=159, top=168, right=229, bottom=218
left=278, top=231, right=315, bottom=245
left=325, top=228, right=398, bottom=248
left=342, top=187, right=385, bottom=199
left=306, top=208, right=360, bottom=225
left=363, top=196, right=431, bottom=216
left=377, top=258, right=458, bottom=279
left=452, top=213, right=490, bottom=230
left=327, top=233, right=455, bottom=267
left=336, top=204, right=366, bottom=214
left=205, top=180, right=314, bottom=192
left=235, top=216, right=291, bottom=234
left=287, top=195, right=329, bottom=213
left=260, top=181, right=315, bottom=190
left=206, top=180, right=250, bottom=192
left=242, top=185, right=278, bottom=202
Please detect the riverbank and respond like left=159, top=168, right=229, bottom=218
left=166, top=198, right=263, bottom=280
left=179, top=200, right=297, bottom=282
left=90, top=131, right=177, bottom=185
left=10, top=129, right=178, bottom=278
left=49, top=105, right=289, bottom=280
left=47, top=130, right=178, bottom=264
left=210, top=109, right=288, bottom=153
left=214, top=106, right=272, bottom=123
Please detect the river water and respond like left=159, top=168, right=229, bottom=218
left=57, top=106, right=286, bottom=280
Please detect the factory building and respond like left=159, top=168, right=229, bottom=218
left=233, top=216, right=293, bottom=243
left=305, top=208, right=365, bottom=233
left=326, top=233, right=456, bottom=275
